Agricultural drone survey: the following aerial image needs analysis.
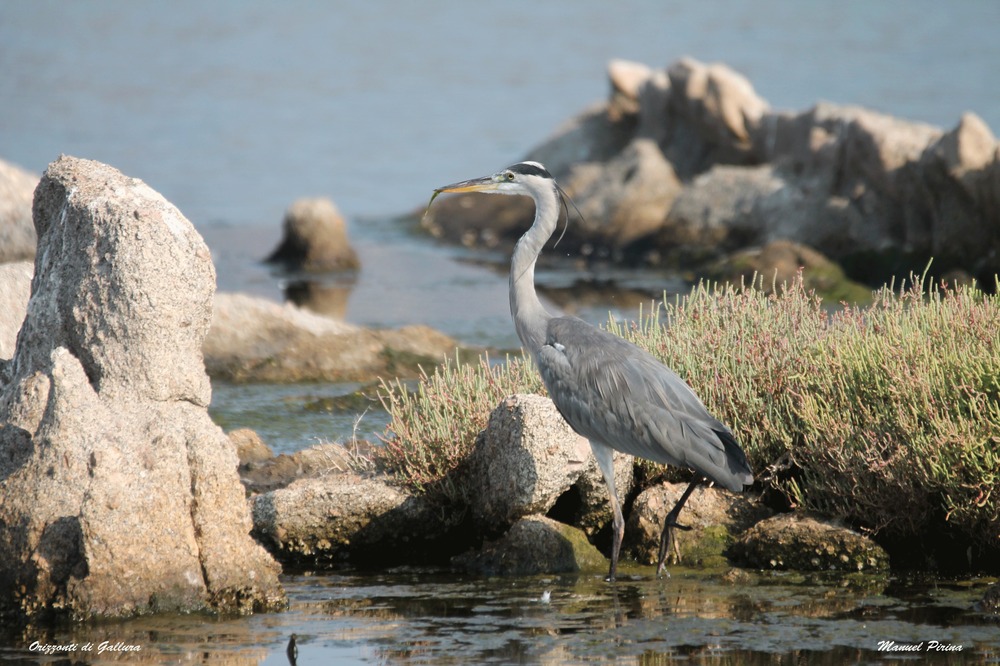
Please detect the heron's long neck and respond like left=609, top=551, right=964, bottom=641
left=510, top=186, right=559, bottom=354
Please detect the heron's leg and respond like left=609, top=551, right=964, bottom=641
left=590, top=441, right=623, bottom=582
left=655, top=477, right=701, bottom=577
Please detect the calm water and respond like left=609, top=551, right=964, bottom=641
left=2, top=568, right=998, bottom=664
left=4, top=2, right=999, bottom=223
left=3, top=3, right=1000, bottom=662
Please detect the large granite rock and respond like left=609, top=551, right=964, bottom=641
left=0, top=156, right=284, bottom=621
left=461, top=394, right=609, bottom=532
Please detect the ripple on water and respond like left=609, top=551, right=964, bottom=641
left=2, top=567, right=997, bottom=664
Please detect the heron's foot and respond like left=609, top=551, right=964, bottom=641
left=664, top=516, right=692, bottom=532
left=656, top=520, right=691, bottom=575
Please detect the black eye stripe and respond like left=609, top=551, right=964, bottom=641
left=507, top=162, right=552, bottom=179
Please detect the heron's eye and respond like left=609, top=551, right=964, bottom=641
left=505, top=171, right=515, bottom=181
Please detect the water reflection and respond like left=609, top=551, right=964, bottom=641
left=1, top=568, right=997, bottom=664
left=283, top=276, right=357, bottom=321
left=282, top=568, right=999, bottom=664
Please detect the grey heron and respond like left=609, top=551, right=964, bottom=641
left=433, top=161, right=754, bottom=581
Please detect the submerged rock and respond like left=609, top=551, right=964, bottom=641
left=976, top=582, right=1000, bottom=615
left=729, top=512, right=889, bottom=572
left=265, top=197, right=359, bottom=272
left=625, top=481, right=772, bottom=568
left=0, top=156, right=284, bottom=621
left=453, top=516, right=606, bottom=576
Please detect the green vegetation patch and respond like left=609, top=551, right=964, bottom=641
left=376, top=275, right=1000, bottom=554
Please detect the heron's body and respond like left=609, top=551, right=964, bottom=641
left=535, top=316, right=748, bottom=489
left=435, top=161, right=753, bottom=580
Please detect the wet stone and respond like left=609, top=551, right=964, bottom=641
left=453, top=516, right=607, bottom=576
left=729, top=513, right=890, bottom=572
left=625, top=482, right=772, bottom=568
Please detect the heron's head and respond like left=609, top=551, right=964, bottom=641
left=433, top=161, right=555, bottom=199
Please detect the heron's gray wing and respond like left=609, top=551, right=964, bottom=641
left=535, top=316, right=753, bottom=491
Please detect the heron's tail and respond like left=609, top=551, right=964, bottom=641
left=713, top=428, right=754, bottom=490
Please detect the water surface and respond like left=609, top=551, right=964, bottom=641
left=2, top=569, right=997, bottom=664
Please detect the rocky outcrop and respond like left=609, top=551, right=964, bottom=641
left=421, top=57, right=1000, bottom=286
left=0, top=156, right=284, bottom=622
left=729, top=513, right=889, bottom=572
left=241, top=390, right=908, bottom=576
left=0, top=158, right=38, bottom=263
left=205, top=292, right=459, bottom=382
left=246, top=394, right=636, bottom=571
left=265, top=197, right=359, bottom=272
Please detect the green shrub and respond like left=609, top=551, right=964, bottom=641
left=376, top=276, right=1000, bottom=550
left=374, top=353, right=542, bottom=495
left=789, top=279, right=999, bottom=547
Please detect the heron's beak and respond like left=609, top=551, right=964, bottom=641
left=433, top=175, right=498, bottom=194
